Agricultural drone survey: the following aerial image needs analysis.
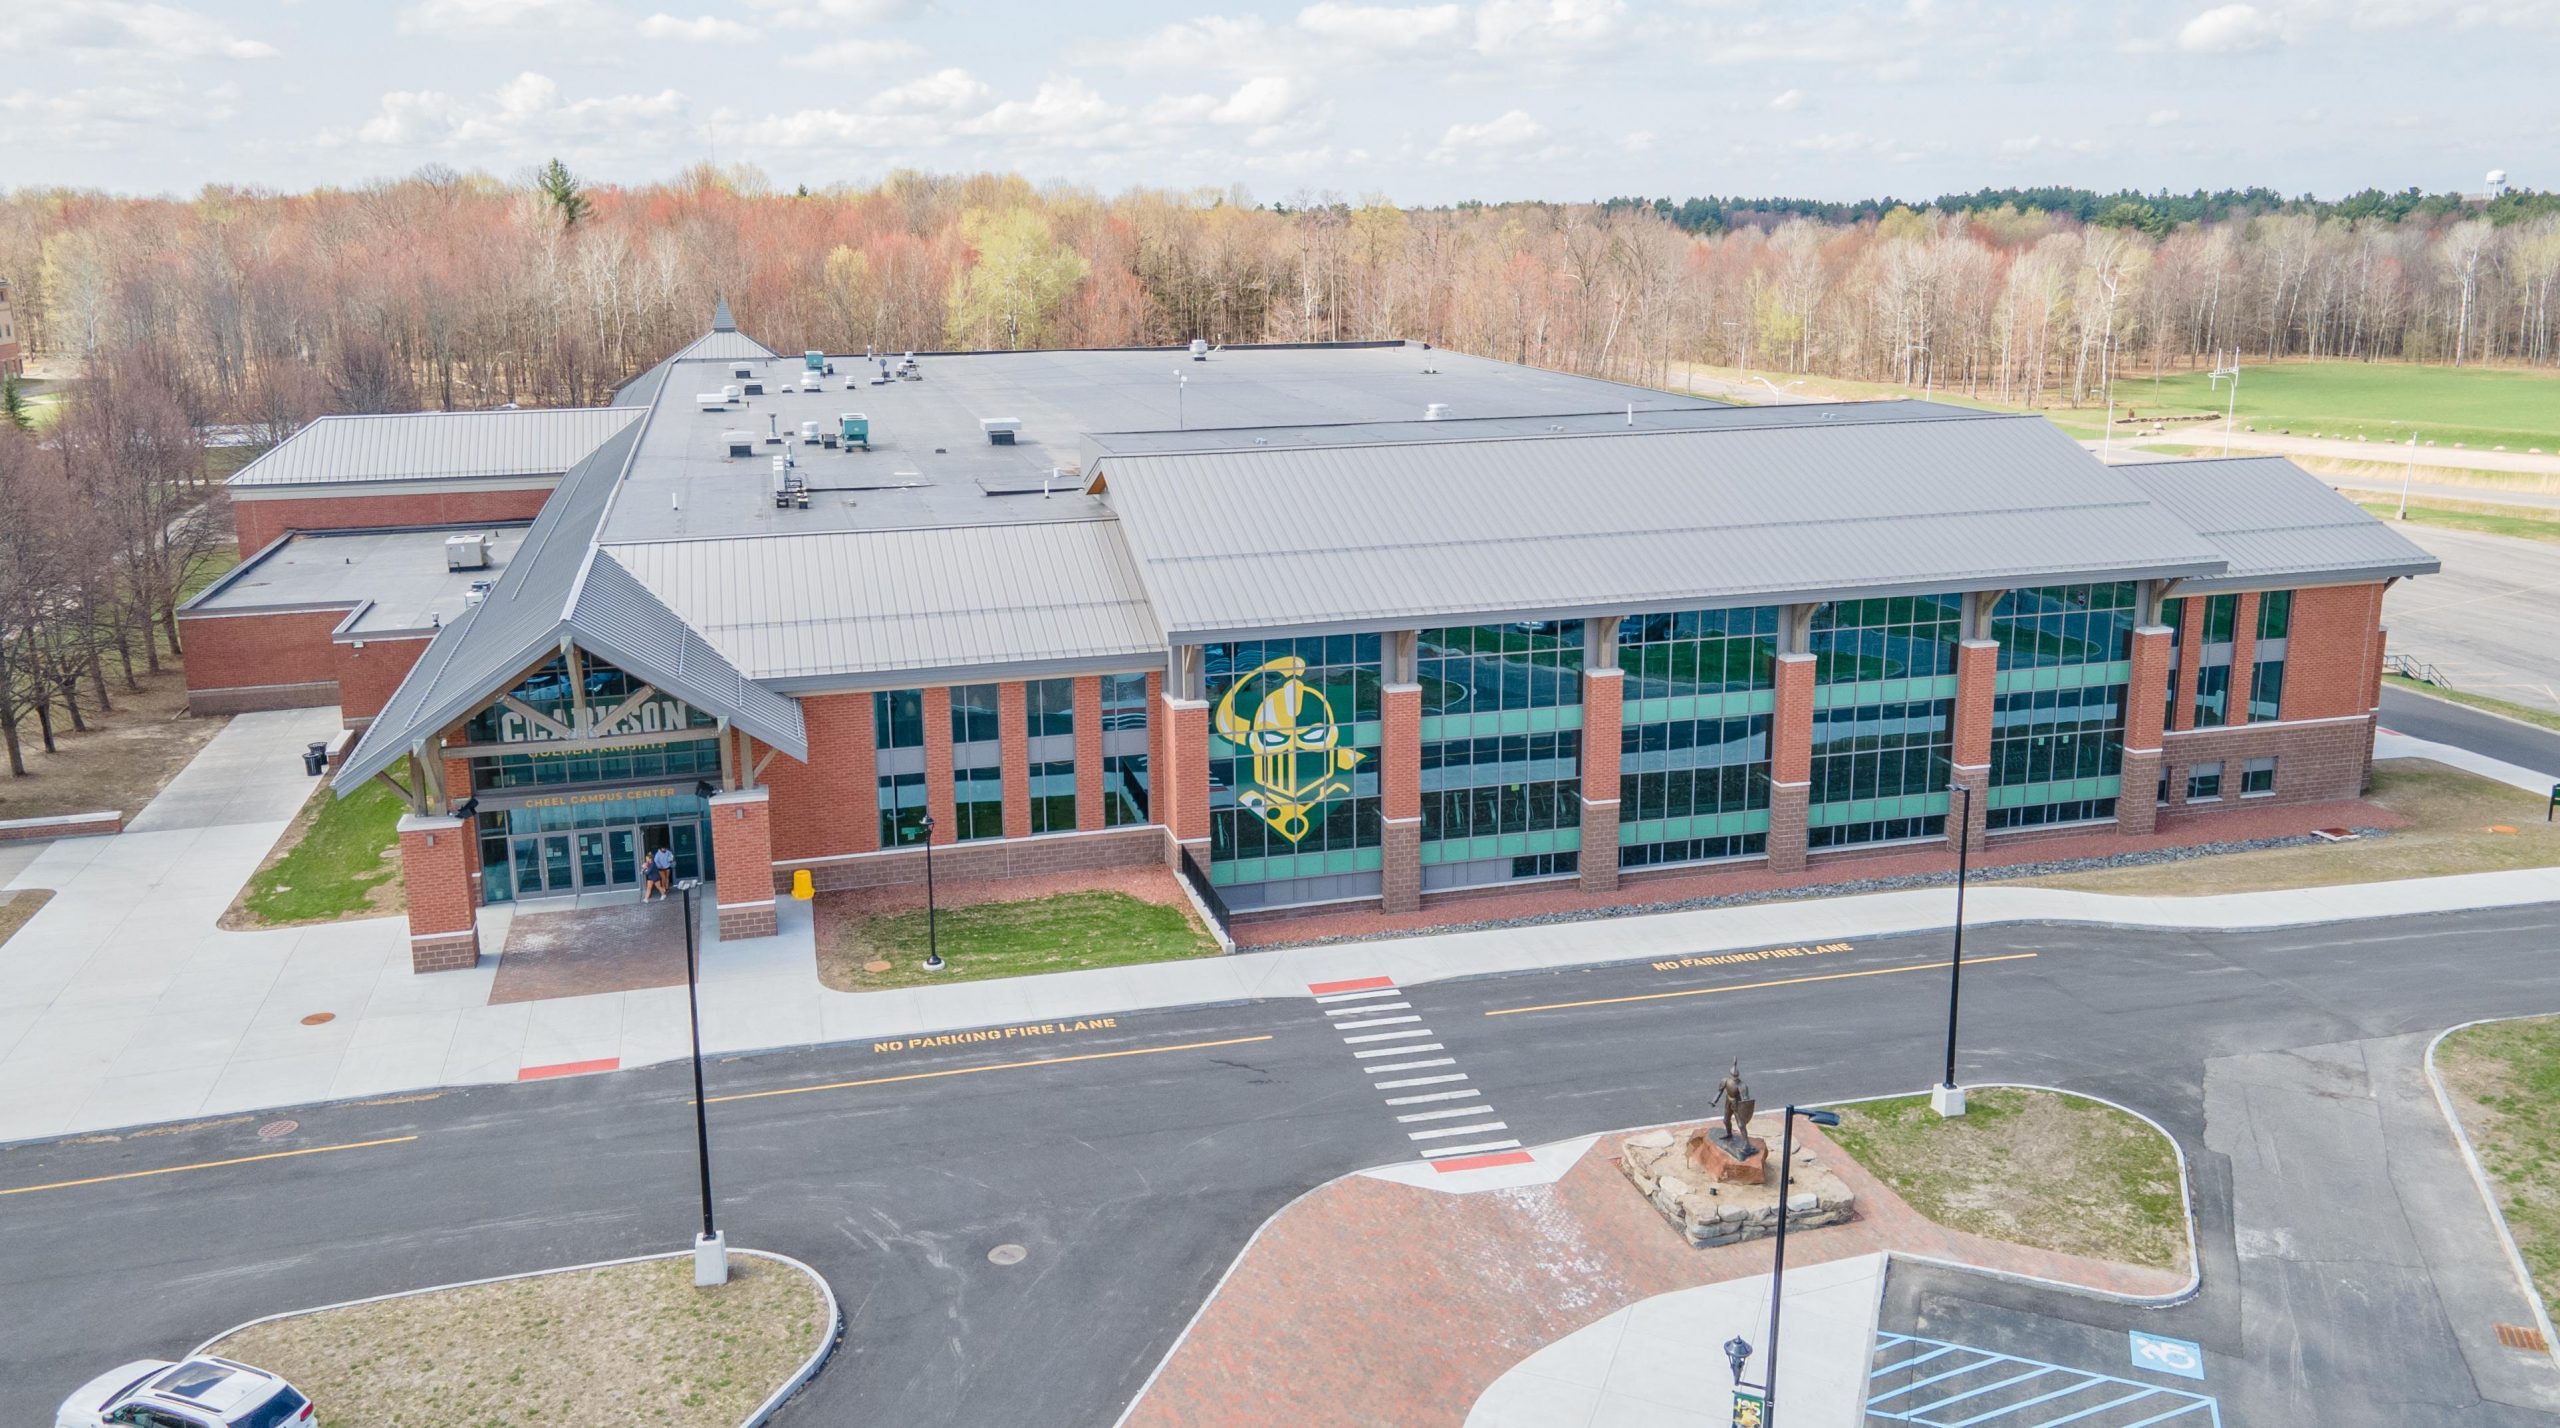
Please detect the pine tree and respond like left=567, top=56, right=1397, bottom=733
left=536, top=158, right=592, bottom=229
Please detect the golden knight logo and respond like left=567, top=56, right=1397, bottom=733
left=1213, top=655, right=1366, bottom=843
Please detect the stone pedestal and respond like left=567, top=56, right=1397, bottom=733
left=1684, top=1129, right=1768, bottom=1185
left=1621, top=1123, right=1855, bottom=1247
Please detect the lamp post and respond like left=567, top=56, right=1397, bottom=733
left=2209, top=351, right=2240, bottom=456
left=674, top=876, right=724, bottom=1286
left=917, top=813, right=943, bottom=972
left=2399, top=433, right=2419, bottom=521
left=1722, top=1104, right=1843, bottom=1428
left=1934, top=781, right=1973, bottom=1118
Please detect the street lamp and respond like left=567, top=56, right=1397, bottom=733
left=2208, top=351, right=2240, bottom=457
left=916, top=813, right=943, bottom=972
left=1935, top=781, right=1973, bottom=1118
left=2399, top=433, right=2420, bottom=521
left=674, top=875, right=724, bottom=1286
left=1723, top=1105, right=1843, bottom=1428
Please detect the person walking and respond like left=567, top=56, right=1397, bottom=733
left=645, top=845, right=676, bottom=901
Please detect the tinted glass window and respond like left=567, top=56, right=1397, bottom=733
left=237, top=1389, right=311, bottom=1428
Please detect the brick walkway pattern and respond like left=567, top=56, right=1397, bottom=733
left=1123, top=1121, right=2189, bottom=1428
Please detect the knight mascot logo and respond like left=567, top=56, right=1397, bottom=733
left=1213, top=655, right=1365, bottom=843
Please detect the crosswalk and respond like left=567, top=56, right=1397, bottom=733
left=1308, top=975, right=1532, bottom=1173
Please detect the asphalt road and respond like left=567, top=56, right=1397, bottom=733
left=2380, top=525, right=2560, bottom=713
left=9, top=905, right=2560, bottom=1425
left=2382, top=684, right=2560, bottom=775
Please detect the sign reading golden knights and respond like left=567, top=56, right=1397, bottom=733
left=1214, top=655, right=1366, bottom=843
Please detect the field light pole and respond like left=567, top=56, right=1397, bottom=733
left=918, top=813, right=944, bottom=972
left=1934, top=782, right=1973, bottom=1118
left=2399, top=433, right=2420, bottom=521
left=1723, top=1105, right=1843, bottom=1428
left=676, top=876, right=725, bottom=1286
left=2209, top=351, right=2240, bottom=456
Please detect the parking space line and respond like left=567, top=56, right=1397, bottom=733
left=1868, top=1333, right=2220, bottom=1427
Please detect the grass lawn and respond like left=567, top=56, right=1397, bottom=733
left=816, top=888, right=1220, bottom=991
left=1826, top=1088, right=2188, bottom=1273
left=225, top=779, right=406, bottom=928
left=2104, top=360, right=2560, bottom=453
left=2021, top=761, right=2560, bottom=897
left=0, top=889, right=55, bottom=950
left=2357, top=499, right=2560, bottom=546
left=206, top=1253, right=827, bottom=1428
left=2384, top=674, right=2560, bottom=737
left=2435, top=1016, right=2560, bottom=1319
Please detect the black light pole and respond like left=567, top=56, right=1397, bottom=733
left=675, top=875, right=724, bottom=1284
left=1725, top=1104, right=1842, bottom=1428
left=1942, top=781, right=1973, bottom=1099
left=918, top=813, right=943, bottom=972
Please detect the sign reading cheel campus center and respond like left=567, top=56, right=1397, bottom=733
left=496, top=693, right=699, bottom=744
left=1213, top=655, right=1365, bottom=844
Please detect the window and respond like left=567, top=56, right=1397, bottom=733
left=2157, top=768, right=2170, bottom=806
left=2249, top=658, right=2286, bottom=722
left=1620, top=716, right=1770, bottom=823
left=2192, top=662, right=2231, bottom=726
left=950, top=683, right=1001, bottom=744
left=1418, top=621, right=1584, bottom=716
left=1988, top=586, right=2134, bottom=831
left=1808, top=698, right=1953, bottom=848
left=2257, top=590, right=2293, bottom=640
left=2248, top=589, right=2292, bottom=722
left=951, top=684, right=1003, bottom=840
left=1418, top=625, right=1585, bottom=889
left=2162, top=599, right=2184, bottom=730
left=874, top=688, right=927, bottom=846
left=2201, top=594, right=2239, bottom=643
left=1101, top=673, right=1151, bottom=827
left=874, top=688, right=924, bottom=749
left=1026, top=677, right=1075, bottom=738
left=2189, top=594, right=2239, bottom=729
left=1419, top=731, right=1582, bottom=844
left=1616, top=606, right=1778, bottom=698
left=1989, top=583, right=2136, bottom=669
left=1026, top=679, right=1076, bottom=834
left=2187, top=761, right=2224, bottom=802
left=1205, top=635, right=1382, bottom=908
left=1810, top=595, right=1962, bottom=685
left=2242, top=756, right=2277, bottom=796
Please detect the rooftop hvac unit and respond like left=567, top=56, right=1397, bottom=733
left=799, top=372, right=821, bottom=392
left=722, top=384, right=742, bottom=403
left=800, top=420, right=821, bottom=444
left=724, top=430, right=755, bottom=458
left=980, top=417, right=1023, bottom=445
left=1424, top=403, right=1451, bottom=421
left=804, top=350, right=825, bottom=371
left=771, top=455, right=808, bottom=510
left=1189, top=338, right=1209, bottom=361
left=444, top=532, right=494, bottom=571
left=463, top=579, right=494, bottom=607
left=742, top=380, right=765, bottom=396
left=696, top=391, right=730, bottom=412
left=840, top=413, right=870, bottom=450
left=733, top=363, right=754, bottom=379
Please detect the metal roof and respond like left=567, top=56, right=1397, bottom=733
left=1092, top=414, right=2233, bottom=639
left=2115, top=456, right=2441, bottom=591
left=607, top=519, right=1161, bottom=689
left=1077, top=398, right=1984, bottom=463
left=665, top=328, right=779, bottom=363
left=227, top=408, right=643, bottom=488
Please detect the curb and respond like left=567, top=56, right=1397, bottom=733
left=2423, top=1018, right=2560, bottom=1372
left=189, top=1245, right=843, bottom=1427
left=2387, top=680, right=2560, bottom=746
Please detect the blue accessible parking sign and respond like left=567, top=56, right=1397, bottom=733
left=2129, top=1329, right=2206, bottom=1380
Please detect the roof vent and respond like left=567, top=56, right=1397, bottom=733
left=696, top=391, right=730, bottom=412
left=981, top=417, right=1023, bottom=446
left=724, top=430, right=755, bottom=458
left=1189, top=338, right=1210, bottom=361
left=1425, top=403, right=1451, bottom=421
left=733, top=363, right=753, bottom=379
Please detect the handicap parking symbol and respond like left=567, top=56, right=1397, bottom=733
left=2129, top=1329, right=2206, bottom=1381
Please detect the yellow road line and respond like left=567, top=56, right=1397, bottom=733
left=704, top=1034, right=1278, bottom=1105
left=1485, top=952, right=2040, bottom=1017
left=0, top=1135, right=420, bottom=1198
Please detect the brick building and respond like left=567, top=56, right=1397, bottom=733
left=0, top=277, right=21, bottom=378
left=325, top=308, right=2438, bottom=971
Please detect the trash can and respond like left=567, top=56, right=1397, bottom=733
left=302, top=742, right=328, bottom=777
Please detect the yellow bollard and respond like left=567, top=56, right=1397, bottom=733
left=791, top=868, right=815, bottom=901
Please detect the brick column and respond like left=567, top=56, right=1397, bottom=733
left=1145, top=672, right=1166, bottom=827
left=1074, top=676, right=1106, bottom=832
left=709, top=787, right=777, bottom=940
left=1948, top=638, right=1998, bottom=852
left=2118, top=624, right=2171, bottom=837
left=1578, top=668, right=1623, bottom=893
left=1381, top=682, right=1422, bottom=912
left=922, top=685, right=957, bottom=838
left=441, top=751, right=480, bottom=890
left=1767, top=653, right=1815, bottom=873
left=2226, top=591, right=2261, bottom=726
left=2170, top=597, right=2200, bottom=732
left=1162, top=694, right=1211, bottom=868
left=999, top=680, right=1032, bottom=838
left=398, top=813, right=480, bottom=973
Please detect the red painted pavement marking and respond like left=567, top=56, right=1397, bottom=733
left=519, top=1057, right=620, bottom=1081
left=1307, top=975, right=1395, bottom=995
left=1433, top=1150, right=1535, bottom=1173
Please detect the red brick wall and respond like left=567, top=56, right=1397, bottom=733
left=1951, top=638, right=1999, bottom=768
left=399, top=813, right=479, bottom=973
left=181, top=608, right=348, bottom=711
left=710, top=789, right=777, bottom=939
left=1381, top=685, right=1422, bottom=821
left=1145, top=671, right=1166, bottom=826
left=1578, top=668, right=1624, bottom=893
left=2124, top=626, right=2171, bottom=754
left=232, top=487, right=551, bottom=552
left=1165, top=696, right=1211, bottom=845
left=333, top=636, right=431, bottom=726
left=999, top=680, right=1032, bottom=839
left=923, top=686, right=957, bottom=837
left=2283, top=583, right=2387, bottom=722
left=2162, top=717, right=2373, bottom=811
left=1075, top=676, right=1106, bottom=832
left=1767, top=652, right=1816, bottom=874
left=766, top=692, right=878, bottom=862
left=784, top=825, right=1166, bottom=894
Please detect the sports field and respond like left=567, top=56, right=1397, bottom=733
left=2108, top=361, right=2560, bottom=453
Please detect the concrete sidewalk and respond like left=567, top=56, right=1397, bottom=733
left=6, top=714, right=2560, bottom=1144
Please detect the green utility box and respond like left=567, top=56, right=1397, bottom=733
left=840, top=413, right=870, bottom=450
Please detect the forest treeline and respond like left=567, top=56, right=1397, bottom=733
left=4, top=165, right=2559, bottom=428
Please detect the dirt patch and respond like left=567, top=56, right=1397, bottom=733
left=489, top=899, right=695, bottom=1004
left=813, top=868, right=1217, bottom=992
left=0, top=663, right=228, bottom=824
left=0, top=888, right=54, bottom=951
left=206, top=1252, right=827, bottom=1427
left=1825, top=1088, right=2189, bottom=1274
left=2437, top=1016, right=2560, bottom=1319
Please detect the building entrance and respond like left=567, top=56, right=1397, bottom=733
left=480, top=789, right=711, bottom=903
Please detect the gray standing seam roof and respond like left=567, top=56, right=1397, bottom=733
left=2115, top=456, right=2442, bottom=591
left=227, top=408, right=643, bottom=488
left=665, top=328, right=779, bottom=364
left=1093, top=413, right=2233, bottom=639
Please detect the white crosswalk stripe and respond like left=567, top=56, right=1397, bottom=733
left=1421, top=1139, right=1523, bottom=1159
left=1374, top=1072, right=1468, bottom=1089
left=1353, top=1043, right=1443, bottom=1058
left=1409, top=1121, right=1508, bottom=1140
left=1324, top=1001, right=1411, bottom=1016
left=1398, top=1106, right=1493, bottom=1123
left=1332, top=1015, right=1422, bottom=1031
left=1310, top=974, right=1523, bottom=1167
left=1383, top=1088, right=1481, bottom=1105
left=1314, top=988, right=1403, bottom=1004
left=1364, top=1058, right=1455, bottom=1074
left=1340, top=1028, right=1433, bottom=1043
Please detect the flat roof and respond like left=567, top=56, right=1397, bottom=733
left=188, top=526, right=532, bottom=637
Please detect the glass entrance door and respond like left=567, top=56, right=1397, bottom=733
left=607, top=829, right=638, bottom=886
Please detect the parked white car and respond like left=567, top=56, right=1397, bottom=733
left=56, top=1358, right=311, bottom=1428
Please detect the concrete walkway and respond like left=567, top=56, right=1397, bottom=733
left=6, top=711, right=2560, bottom=1144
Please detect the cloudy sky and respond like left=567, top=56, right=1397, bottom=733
left=7, top=0, right=2551, bottom=202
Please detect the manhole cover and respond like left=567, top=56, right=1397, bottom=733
left=257, top=1119, right=299, bottom=1140
left=300, top=1011, right=337, bottom=1026
left=987, top=1244, right=1027, bottom=1266
left=864, top=960, right=893, bottom=974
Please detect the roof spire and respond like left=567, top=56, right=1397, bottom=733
left=710, top=294, right=736, bottom=333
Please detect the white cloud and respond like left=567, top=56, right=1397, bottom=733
left=959, top=78, right=1127, bottom=145
left=2147, top=107, right=2182, bottom=126
left=866, top=68, right=991, bottom=115
left=1769, top=87, right=1805, bottom=111
left=782, top=38, right=926, bottom=70
left=1100, top=14, right=1289, bottom=75
left=1791, top=130, right=1885, bottom=153
left=20, top=1, right=275, bottom=60
left=336, top=72, right=686, bottom=155
left=397, top=0, right=608, bottom=37
left=745, top=0, right=923, bottom=28
left=2177, top=3, right=2286, bottom=51
left=1620, top=129, right=1657, bottom=153
left=0, top=78, right=243, bottom=148
left=1429, top=107, right=1548, bottom=161
left=637, top=13, right=758, bottom=42
left=1294, top=2, right=1466, bottom=49
left=1475, top=0, right=1626, bottom=52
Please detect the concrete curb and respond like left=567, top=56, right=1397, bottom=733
left=0, top=810, right=121, bottom=843
left=2389, top=680, right=2560, bottom=744
left=2423, top=1018, right=2560, bottom=1372
left=188, top=1245, right=843, bottom=1427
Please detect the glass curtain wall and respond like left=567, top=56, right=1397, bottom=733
left=1100, top=673, right=1151, bottom=827
left=2189, top=595, right=2239, bottom=727
left=1417, top=622, right=1584, bottom=889
left=1616, top=607, right=1777, bottom=868
left=1205, top=636, right=1383, bottom=908
left=1025, top=677, right=1076, bottom=834
left=874, top=688, right=927, bottom=846
left=1987, top=583, right=2136, bottom=830
left=2249, top=590, right=2292, bottom=722
left=1807, top=595, right=1960, bottom=847
left=950, top=684, right=1005, bottom=840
